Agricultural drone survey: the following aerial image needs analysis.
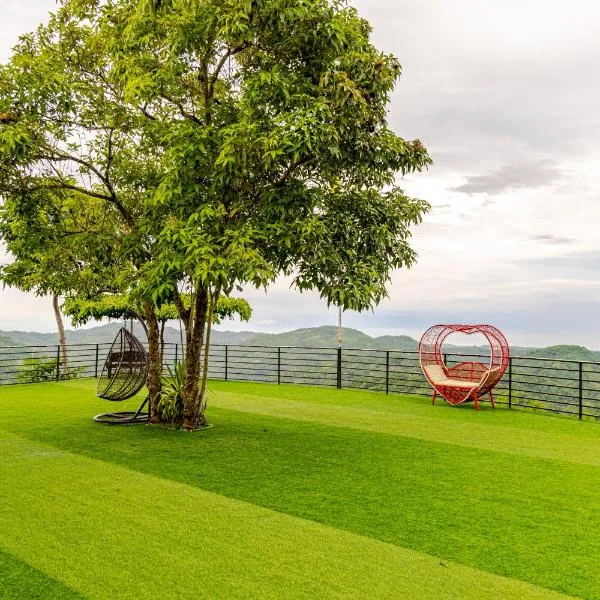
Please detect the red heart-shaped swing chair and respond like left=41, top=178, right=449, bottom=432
left=419, top=324, right=509, bottom=410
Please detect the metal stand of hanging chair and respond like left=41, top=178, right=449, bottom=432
left=94, top=327, right=150, bottom=424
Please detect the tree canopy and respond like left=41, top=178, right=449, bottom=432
left=63, top=294, right=252, bottom=326
left=0, top=0, right=431, bottom=428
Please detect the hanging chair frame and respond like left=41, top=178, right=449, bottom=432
left=419, top=324, right=509, bottom=410
left=95, top=327, right=150, bottom=424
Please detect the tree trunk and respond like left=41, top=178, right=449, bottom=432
left=143, top=301, right=162, bottom=423
left=52, top=293, right=69, bottom=378
left=159, top=319, right=166, bottom=366
left=198, top=287, right=220, bottom=417
left=181, top=287, right=209, bottom=430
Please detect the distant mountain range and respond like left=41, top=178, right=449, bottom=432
left=1, top=323, right=600, bottom=361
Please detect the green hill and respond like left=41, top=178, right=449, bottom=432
left=2, top=323, right=179, bottom=347
left=2, top=324, right=600, bottom=363
left=1, top=323, right=254, bottom=348
left=0, top=334, right=21, bottom=348
left=523, top=345, right=600, bottom=362
left=244, top=326, right=375, bottom=348
left=370, top=334, right=419, bottom=351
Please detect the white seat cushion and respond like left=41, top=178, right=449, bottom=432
left=424, top=364, right=478, bottom=389
left=435, top=378, right=478, bottom=389
left=424, top=364, right=446, bottom=382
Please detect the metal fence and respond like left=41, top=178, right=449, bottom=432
left=0, top=343, right=112, bottom=384
left=2, top=342, right=600, bottom=420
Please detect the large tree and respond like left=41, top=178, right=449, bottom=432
left=0, top=0, right=431, bottom=429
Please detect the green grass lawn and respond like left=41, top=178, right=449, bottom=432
left=1, top=380, right=599, bottom=599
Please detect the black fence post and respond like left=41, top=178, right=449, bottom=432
left=336, top=347, right=342, bottom=389
left=443, top=352, right=448, bottom=366
left=225, top=345, right=228, bottom=381
left=277, top=347, right=281, bottom=384
left=95, top=344, right=99, bottom=378
left=579, top=362, right=583, bottom=420
left=385, top=351, right=390, bottom=394
left=174, top=343, right=179, bottom=366
left=55, top=345, right=60, bottom=381
left=508, top=357, right=512, bottom=408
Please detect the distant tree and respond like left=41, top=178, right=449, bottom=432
left=0, top=0, right=431, bottom=429
left=0, top=190, right=119, bottom=378
left=52, top=294, right=69, bottom=376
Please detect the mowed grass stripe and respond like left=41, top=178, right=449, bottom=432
left=0, top=431, right=571, bottom=600
left=208, top=381, right=600, bottom=467
left=1, top=381, right=599, bottom=598
left=208, top=380, right=600, bottom=439
left=11, top=379, right=600, bottom=467
left=0, top=547, right=86, bottom=600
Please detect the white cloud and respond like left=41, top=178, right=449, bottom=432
left=2, top=0, right=600, bottom=348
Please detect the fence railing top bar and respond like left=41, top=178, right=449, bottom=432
left=213, top=344, right=413, bottom=354
left=213, top=345, right=600, bottom=367
left=3, top=340, right=600, bottom=368
left=215, top=344, right=334, bottom=351
left=342, top=348, right=395, bottom=354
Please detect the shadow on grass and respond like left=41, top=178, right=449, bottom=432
left=0, top=548, right=85, bottom=600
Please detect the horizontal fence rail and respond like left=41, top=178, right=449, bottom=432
left=0, top=342, right=113, bottom=385
left=1, top=341, right=600, bottom=420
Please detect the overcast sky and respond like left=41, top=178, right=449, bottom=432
left=2, top=0, right=600, bottom=348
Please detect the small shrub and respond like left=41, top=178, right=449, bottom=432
left=18, top=357, right=60, bottom=383
left=157, top=361, right=186, bottom=424
left=17, top=357, right=84, bottom=384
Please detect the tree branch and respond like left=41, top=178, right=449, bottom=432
left=274, top=156, right=315, bottom=188
left=35, top=142, right=134, bottom=227
left=105, top=128, right=116, bottom=196
left=159, top=90, right=203, bottom=125
left=37, top=150, right=106, bottom=186
left=28, top=179, right=133, bottom=227
left=208, top=43, right=251, bottom=98
left=138, top=104, right=157, bottom=121
left=27, top=181, right=113, bottom=201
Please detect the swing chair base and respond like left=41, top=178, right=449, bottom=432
left=94, top=396, right=149, bottom=425
left=93, top=411, right=149, bottom=424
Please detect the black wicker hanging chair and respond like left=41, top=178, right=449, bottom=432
left=94, top=327, right=150, bottom=424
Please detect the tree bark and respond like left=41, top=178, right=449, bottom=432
left=52, top=293, right=69, bottom=378
left=159, top=319, right=166, bottom=366
left=181, top=287, right=209, bottom=430
left=198, top=287, right=220, bottom=416
left=143, top=301, right=162, bottom=423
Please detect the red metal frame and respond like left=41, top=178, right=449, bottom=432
left=419, top=324, right=510, bottom=411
